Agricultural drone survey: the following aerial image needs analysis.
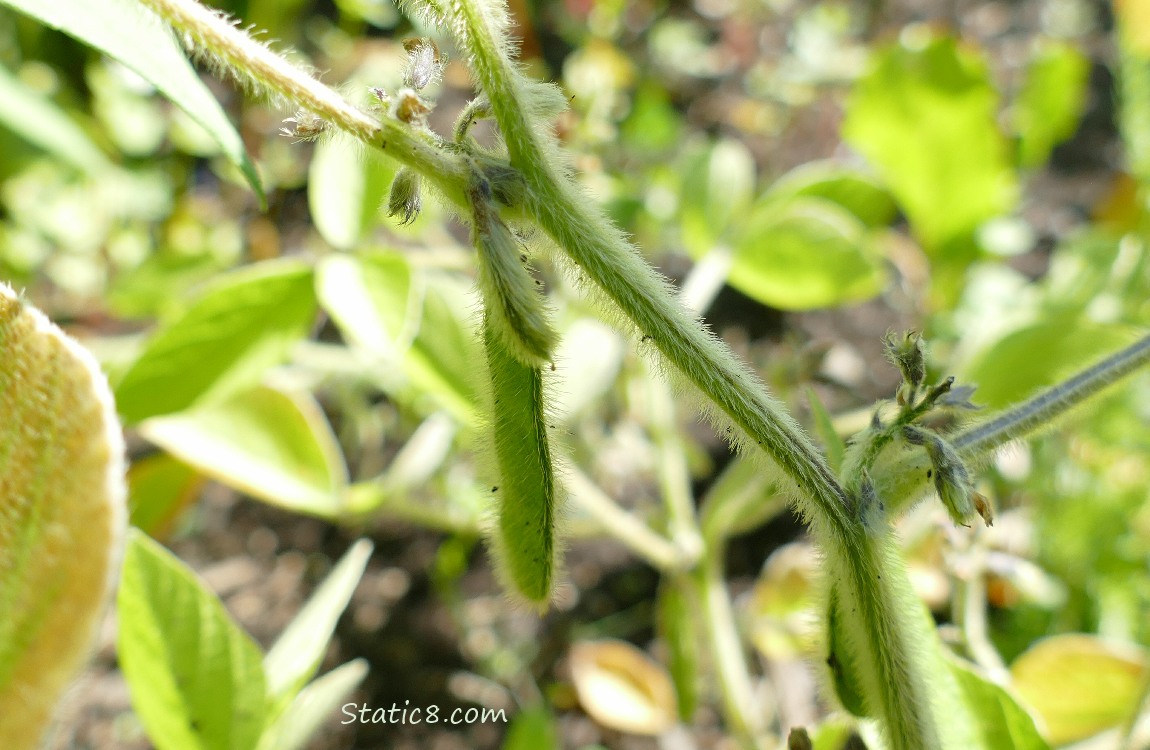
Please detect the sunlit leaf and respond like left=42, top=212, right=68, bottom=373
left=316, top=251, right=420, bottom=355
left=948, top=656, right=1049, bottom=750
left=568, top=640, right=678, bottom=735
left=141, top=385, right=348, bottom=517
left=117, top=531, right=267, bottom=750
left=729, top=197, right=885, bottom=310
left=1011, top=634, right=1148, bottom=745
left=1014, top=41, right=1090, bottom=168
left=264, top=539, right=373, bottom=698
left=766, top=161, right=897, bottom=228
left=114, top=261, right=317, bottom=424
left=0, top=0, right=262, bottom=199
left=963, top=317, right=1134, bottom=408
left=310, top=136, right=396, bottom=250
left=258, top=659, right=369, bottom=750
left=843, top=33, right=1017, bottom=253
left=0, top=286, right=127, bottom=750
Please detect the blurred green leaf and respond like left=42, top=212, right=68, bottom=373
left=962, top=317, right=1134, bottom=408
left=0, top=0, right=263, bottom=200
left=728, top=197, right=885, bottom=310
left=316, top=251, right=419, bottom=354
left=680, top=138, right=756, bottom=255
left=0, top=65, right=112, bottom=174
left=700, top=455, right=786, bottom=543
left=258, top=659, right=369, bottom=750
left=114, top=261, right=317, bottom=424
left=141, top=385, right=348, bottom=517
left=766, top=161, right=897, bottom=228
left=948, top=656, right=1049, bottom=750
left=621, top=82, right=682, bottom=153
left=404, top=274, right=482, bottom=425
left=1011, top=634, right=1148, bottom=745
left=1013, top=41, right=1090, bottom=168
left=118, top=531, right=267, bottom=750
left=843, top=34, right=1017, bottom=253
left=127, top=453, right=203, bottom=538
left=1117, top=1, right=1150, bottom=182
left=309, top=136, right=396, bottom=250
left=108, top=251, right=229, bottom=321
left=264, top=539, right=373, bottom=698
left=502, top=706, right=559, bottom=750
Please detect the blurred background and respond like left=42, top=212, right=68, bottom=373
left=3, top=0, right=1150, bottom=747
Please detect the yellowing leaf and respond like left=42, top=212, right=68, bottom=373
left=0, top=285, right=127, bottom=750
left=1011, top=634, right=1148, bottom=745
left=568, top=639, right=677, bottom=735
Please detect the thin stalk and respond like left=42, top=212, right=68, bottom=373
left=561, top=461, right=685, bottom=572
left=955, top=333, right=1150, bottom=457
left=139, top=0, right=473, bottom=205
left=695, top=552, right=769, bottom=750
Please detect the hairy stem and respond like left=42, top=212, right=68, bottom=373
left=439, top=0, right=950, bottom=746
left=140, top=0, right=473, bottom=205
left=954, top=333, right=1150, bottom=457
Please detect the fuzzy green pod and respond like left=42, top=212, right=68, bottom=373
left=471, top=193, right=557, bottom=367
left=388, top=167, right=423, bottom=225
left=483, top=317, right=558, bottom=604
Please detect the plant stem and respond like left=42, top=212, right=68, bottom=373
left=695, top=553, right=769, bottom=750
left=560, top=461, right=686, bottom=572
left=440, top=1, right=951, bottom=746
left=139, top=0, right=473, bottom=205
left=955, top=333, right=1150, bottom=457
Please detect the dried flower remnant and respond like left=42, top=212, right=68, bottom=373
left=279, top=110, right=327, bottom=141
left=402, top=38, right=445, bottom=91
left=395, top=89, right=432, bottom=124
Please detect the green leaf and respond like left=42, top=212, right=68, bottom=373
left=117, top=530, right=267, bottom=750
left=680, top=138, right=757, bottom=255
left=258, top=659, right=370, bottom=750
left=962, top=317, right=1134, bottom=408
left=728, top=197, right=886, bottom=310
left=0, top=0, right=263, bottom=200
left=766, top=161, right=898, bottom=228
left=404, top=275, right=482, bottom=425
left=699, top=455, right=787, bottom=543
left=948, top=656, right=1049, bottom=750
left=264, top=540, right=373, bottom=698
left=0, top=286, right=127, bottom=750
left=309, top=135, right=396, bottom=249
left=127, top=453, right=204, bottom=538
left=0, top=64, right=112, bottom=174
left=1011, top=634, right=1148, bottom=746
left=114, top=261, right=317, bottom=424
left=1013, top=41, right=1090, bottom=168
left=843, top=33, right=1017, bottom=252
left=317, top=251, right=420, bottom=355
left=502, top=706, right=559, bottom=750
left=140, top=385, right=348, bottom=518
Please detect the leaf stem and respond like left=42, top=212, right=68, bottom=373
left=954, top=333, right=1150, bottom=458
left=139, top=0, right=473, bottom=205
